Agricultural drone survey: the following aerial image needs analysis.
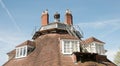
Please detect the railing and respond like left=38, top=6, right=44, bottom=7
left=65, top=25, right=83, bottom=39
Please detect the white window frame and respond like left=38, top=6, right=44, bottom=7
left=61, top=39, right=80, bottom=54
left=15, top=46, right=27, bottom=58
left=93, top=42, right=105, bottom=55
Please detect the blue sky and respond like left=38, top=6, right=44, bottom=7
left=0, top=0, right=120, bottom=65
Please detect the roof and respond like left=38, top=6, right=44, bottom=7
left=81, top=36, right=105, bottom=44
left=3, top=33, right=115, bottom=66
left=16, top=40, right=35, bottom=47
left=7, top=49, right=15, bottom=55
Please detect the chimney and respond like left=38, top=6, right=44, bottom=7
left=65, top=9, right=73, bottom=25
left=41, top=10, right=49, bottom=26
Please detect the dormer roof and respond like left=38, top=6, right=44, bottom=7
left=7, top=49, right=15, bottom=55
left=16, top=40, right=35, bottom=47
left=81, top=37, right=105, bottom=44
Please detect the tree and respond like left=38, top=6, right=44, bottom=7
left=114, top=48, right=120, bottom=66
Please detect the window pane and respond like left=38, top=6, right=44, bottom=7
left=62, top=40, right=79, bottom=54
left=72, top=41, right=79, bottom=52
left=16, top=49, right=19, bottom=57
left=20, top=48, right=22, bottom=56
left=64, top=41, right=71, bottom=53
left=15, top=46, right=28, bottom=58
left=23, top=47, right=26, bottom=56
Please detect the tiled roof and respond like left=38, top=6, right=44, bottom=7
left=3, top=34, right=115, bottom=66
left=7, top=49, right=15, bottom=54
left=81, top=36, right=105, bottom=44
left=16, top=40, right=35, bottom=47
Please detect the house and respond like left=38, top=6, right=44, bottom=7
left=3, top=9, right=116, bottom=66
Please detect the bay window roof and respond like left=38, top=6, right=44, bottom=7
left=81, top=37, right=105, bottom=45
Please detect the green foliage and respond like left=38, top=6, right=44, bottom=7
left=114, top=49, right=120, bottom=66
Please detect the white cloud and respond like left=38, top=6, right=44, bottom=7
left=78, top=19, right=120, bottom=29
left=0, top=0, right=21, bottom=33
left=0, top=34, right=28, bottom=46
left=0, top=31, right=29, bottom=66
left=78, top=19, right=120, bottom=38
left=0, top=1, right=25, bottom=64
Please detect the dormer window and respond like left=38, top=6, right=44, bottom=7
left=15, top=45, right=34, bottom=58
left=61, top=39, right=80, bottom=54
left=16, top=46, right=27, bottom=58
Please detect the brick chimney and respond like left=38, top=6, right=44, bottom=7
left=41, top=10, right=49, bottom=26
left=65, top=9, right=73, bottom=25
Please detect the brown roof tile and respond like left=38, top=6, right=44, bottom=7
left=16, top=40, right=35, bottom=47
left=81, top=36, right=105, bottom=44
left=7, top=49, right=15, bottom=54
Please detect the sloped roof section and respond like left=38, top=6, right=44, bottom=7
left=7, top=49, right=15, bottom=55
left=16, top=40, right=35, bottom=47
left=81, top=36, right=105, bottom=44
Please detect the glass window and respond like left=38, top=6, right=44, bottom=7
left=15, top=46, right=27, bottom=58
left=64, top=41, right=71, bottom=53
left=16, top=48, right=19, bottom=57
left=15, top=45, right=34, bottom=58
left=23, top=47, right=26, bottom=56
left=61, top=40, right=80, bottom=54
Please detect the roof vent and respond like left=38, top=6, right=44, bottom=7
left=54, top=12, right=60, bottom=22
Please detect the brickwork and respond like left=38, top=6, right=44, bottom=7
left=65, top=13, right=73, bottom=25
left=41, top=13, right=49, bottom=26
